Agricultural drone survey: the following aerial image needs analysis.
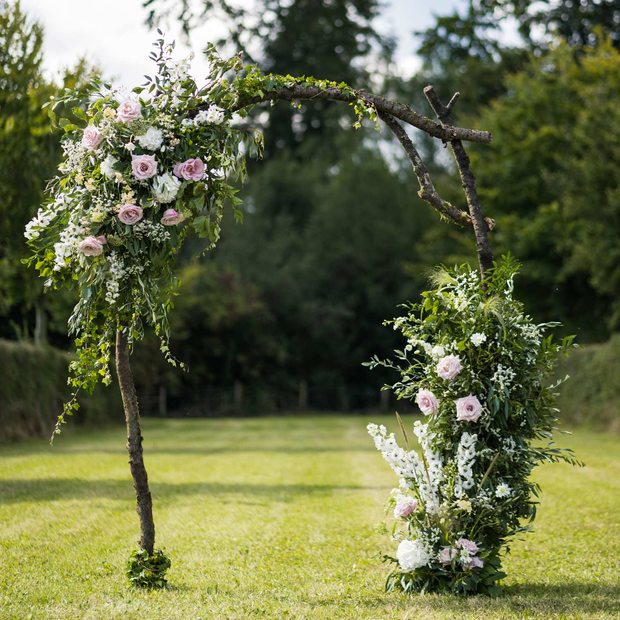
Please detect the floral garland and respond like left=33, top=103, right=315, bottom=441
left=23, top=40, right=263, bottom=434
left=366, top=256, right=582, bottom=596
left=24, top=38, right=378, bottom=437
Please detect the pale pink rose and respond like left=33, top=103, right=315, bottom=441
left=469, top=557, right=484, bottom=569
left=94, top=235, right=107, bottom=245
left=455, top=395, right=483, bottom=423
left=77, top=236, right=104, bottom=256
left=416, top=389, right=439, bottom=416
left=82, top=126, right=103, bottom=150
left=456, top=538, right=479, bottom=554
left=173, top=157, right=205, bottom=181
left=436, top=354, right=463, bottom=381
left=131, top=154, right=158, bottom=180
left=118, top=204, right=144, bottom=225
left=116, top=99, right=142, bottom=123
left=394, top=499, right=418, bottom=518
left=439, top=547, right=458, bottom=565
left=161, top=208, right=185, bottom=226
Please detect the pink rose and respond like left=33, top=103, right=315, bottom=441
left=82, top=126, right=103, bottom=150
left=161, top=208, right=185, bottom=226
left=416, top=389, right=439, bottom=416
left=436, top=354, right=463, bottom=381
left=394, top=499, right=418, bottom=518
left=131, top=154, right=158, bottom=180
left=116, top=99, right=142, bottom=123
left=94, top=235, right=107, bottom=245
left=173, top=157, right=205, bottom=181
left=456, top=538, right=479, bottom=554
left=455, top=395, right=483, bottom=423
left=77, top=236, right=104, bottom=256
left=469, top=556, right=484, bottom=569
left=439, top=547, right=457, bottom=565
left=118, top=204, right=144, bottom=225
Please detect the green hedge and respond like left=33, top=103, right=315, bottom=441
left=556, top=333, right=620, bottom=431
left=0, top=339, right=122, bottom=442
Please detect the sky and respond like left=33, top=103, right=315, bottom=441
left=20, top=0, right=475, bottom=88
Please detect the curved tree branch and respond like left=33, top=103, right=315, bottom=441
left=378, top=111, right=494, bottom=232
left=223, top=86, right=493, bottom=144
left=423, top=85, right=495, bottom=281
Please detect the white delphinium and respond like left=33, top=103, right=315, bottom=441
left=152, top=172, right=182, bottom=203
left=413, top=421, right=444, bottom=514
left=471, top=332, right=487, bottom=347
left=100, top=154, right=119, bottom=179
left=367, top=424, right=420, bottom=487
left=431, top=345, right=446, bottom=359
left=136, top=126, right=164, bottom=151
left=53, top=220, right=85, bottom=271
left=24, top=203, right=59, bottom=239
left=105, top=252, right=125, bottom=305
left=396, top=539, right=431, bottom=572
left=495, top=483, right=512, bottom=498
left=454, top=432, right=477, bottom=498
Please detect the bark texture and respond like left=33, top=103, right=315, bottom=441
left=116, top=329, right=155, bottom=555
left=423, top=86, right=495, bottom=281
left=225, top=86, right=493, bottom=144
left=378, top=111, right=495, bottom=232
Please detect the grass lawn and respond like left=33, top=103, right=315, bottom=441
left=0, top=415, right=618, bottom=619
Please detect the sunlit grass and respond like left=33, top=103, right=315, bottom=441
left=0, top=415, right=618, bottom=619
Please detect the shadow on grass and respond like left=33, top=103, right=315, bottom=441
left=49, top=445, right=376, bottom=455
left=0, top=478, right=384, bottom=504
left=302, top=582, right=620, bottom=616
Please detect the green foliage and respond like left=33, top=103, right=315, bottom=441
left=367, top=257, right=581, bottom=594
left=125, top=548, right=171, bottom=589
left=555, top=333, right=620, bottom=431
left=0, top=338, right=121, bottom=442
left=1, top=417, right=618, bottom=618
left=470, top=36, right=620, bottom=333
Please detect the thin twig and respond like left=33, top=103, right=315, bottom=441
left=477, top=452, right=500, bottom=493
left=395, top=411, right=410, bottom=451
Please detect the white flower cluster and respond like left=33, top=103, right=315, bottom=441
left=495, top=482, right=512, bottom=498
left=132, top=220, right=171, bottom=244
left=396, top=539, right=431, bottom=571
left=410, top=339, right=445, bottom=360
left=105, top=251, right=125, bottom=305
left=53, top=220, right=85, bottom=271
left=24, top=203, right=59, bottom=239
left=454, top=432, right=477, bottom=498
left=471, top=332, right=487, bottom=347
left=491, top=363, right=516, bottom=393
left=59, top=139, right=88, bottom=173
left=136, top=126, right=164, bottom=151
left=367, top=424, right=420, bottom=486
left=413, top=421, right=444, bottom=514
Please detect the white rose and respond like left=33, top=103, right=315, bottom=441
left=136, top=126, right=164, bottom=151
left=100, top=154, right=119, bottom=179
left=152, top=172, right=182, bottom=204
left=396, top=539, right=431, bottom=572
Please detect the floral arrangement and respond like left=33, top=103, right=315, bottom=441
left=23, top=39, right=264, bottom=433
left=366, top=256, right=582, bottom=596
left=23, top=37, right=377, bottom=436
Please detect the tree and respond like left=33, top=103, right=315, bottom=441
left=468, top=36, right=620, bottom=336
left=0, top=1, right=98, bottom=345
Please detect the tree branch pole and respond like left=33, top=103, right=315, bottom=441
left=230, top=83, right=495, bottom=281
left=227, top=86, right=493, bottom=144
left=422, top=86, right=495, bottom=281
left=116, top=328, right=156, bottom=555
